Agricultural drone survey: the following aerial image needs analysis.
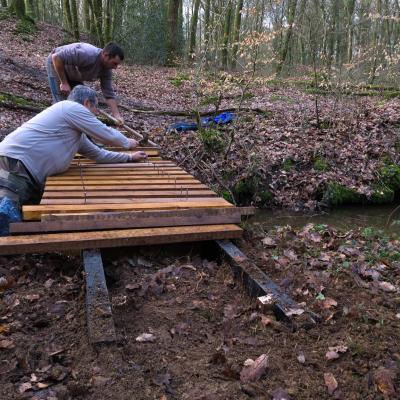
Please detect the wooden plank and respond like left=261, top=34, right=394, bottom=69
left=75, top=149, right=160, bottom=157
left=42, top=190, right=217, bottom=199
left=10, top=208, right=250, bottom=234
left=39, top=196, right=224, bottom=205
left=66, top=163, right=175, bottom=170
left=47, top=171, right=190, bottom=180
left=71, top=156, right=163, bottom=163
left=23, top=200, right=234, bottom=220
left=45, top=179, right=201, bottom=186
left=83, top=249, right=116, bottom=344
left=60, top=167, right=183, bottom=174
left=44, top=183, right=209, bottom=191
left=0, top=224, right=242, bottom=255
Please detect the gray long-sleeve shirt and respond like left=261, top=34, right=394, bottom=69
left=0, top=101, right=131, bottom=187
left=52, top=42, right=115, bottom=99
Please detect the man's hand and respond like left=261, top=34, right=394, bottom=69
left=60, top=82, right=71, bottom=94
left=130, top=151, right=148, bottom=162
left=127, top=138, right=139, bottom=149
left=113, top=114, right=124, bottom=126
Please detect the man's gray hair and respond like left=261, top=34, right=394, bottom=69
left=67, top=85, right=97, bottom=106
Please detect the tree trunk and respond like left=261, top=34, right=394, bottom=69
left=70, top=0, right=80, bottom=40
left=165, top=0, right=180, bottom=66
left=83, top=0, right=91, bottom=32
left=25, top=0, right=35, bottom=18
left=112, top=0, right=125, bottom=41
left=221, top=1, right=233, bottom=69
left=87, top=0, right=104, bottom=46
left=276, top=0, right=298, bottom=75
left=63, top=0, right=73, bottom=31
left=104, top=0, right=112, bottom=43
left=188, top=0, right=201, bottom=61
left=9, top=0, right=25, bottom=18
left=1, top=0, right=7, bottom=8
left=231, top=0, right=244, bottom=70
left=203, top=0, right=211, bottom=62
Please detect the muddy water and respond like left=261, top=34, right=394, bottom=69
left=251, top=204, right=400, bottom=232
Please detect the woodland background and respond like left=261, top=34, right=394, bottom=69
left=4, top=0, right=400, bottom=85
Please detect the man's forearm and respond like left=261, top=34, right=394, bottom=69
left=51, top=54, right=68, bottom=84
left=105, top=98, right=121, bottom=118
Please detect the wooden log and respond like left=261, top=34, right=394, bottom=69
left=83, top=249, right=117, bottom=344
left=10, top=207, right=253, bottom=234
left=0, top=224, right=242, bottom=255
left=23, top=199, right=234, bottom=220
left=215, top=240, right=306, bottom=321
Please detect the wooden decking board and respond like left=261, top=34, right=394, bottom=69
left=23, top=201, right=234, bottom=220
left=44, top=183, right=209, bottom=191
left=0, top=224, right=242, bottom=255
left=45, top=179, right=201, bottom=185
left=39, top=196, right=225, bottom=205
left=42, top=190, right=217, bottom=199
left=59, top=167, right=184, bottom=175
left=48, top=172, right=190, bottom=180
left=10, top=208, right=250, bottom=234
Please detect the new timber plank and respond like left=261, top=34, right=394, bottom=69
left=44, top=184, right=209, bottom=191
left=40, top=196, right=222, bottom=205
left=47, top=171, right=190, bottom=179
left=83, top=249, right=117, bottom=344
left=41, top=190, right=217, bottom=199
left=0, top=224, right=243, bottom=255
left=44, top=179, right=201, bottom=186
left=10, top=207, right=253, bottom=234
left=23, top=199, right=234, bottom=220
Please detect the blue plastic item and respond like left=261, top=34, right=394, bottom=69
left=167, top=112, right=235, bottom=133
left=0, top=197, right=22, bottom=236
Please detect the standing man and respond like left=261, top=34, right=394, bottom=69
left=0, top=85, right=147, bottom=235
left=46, top=42, right=125, bottom=124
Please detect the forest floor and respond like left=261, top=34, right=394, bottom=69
left=0, top=16, right=399, bottom=400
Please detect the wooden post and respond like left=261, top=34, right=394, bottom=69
left=83, top=249, right=117, bottom=344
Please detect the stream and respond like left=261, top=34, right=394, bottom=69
left=251, top=204, right=400, bottom=233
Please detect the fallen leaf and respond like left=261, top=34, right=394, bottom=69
left=325, top=351, right=339, bottom=361
left=373, top=367, right=396, bottom=396
left=272, top=387, right=291, bottom=400
left=322, top=297, right=338, bottom=309
left=260, top=315, right=274, bottom=326
left=136, top=333, right=156, bottom=342
left=261, top=237, right=276, bottom=247
left=0, top=339, right=15, bottom=349
left=240, top=354, right=268, bottom=383
left=0, top=324, right=10, bottom=334
left=18, top=382, right=32, bottom=394
left=25, top=294, right=40, bottom=301
left=297, top=353, right=305, bottom=364
left=329, top=345, right=348, bottom=353
left=324, top=372, right=338, bottom=395
left=36, top=382, right=51, bottom=389
left=153, top=372, right=171, bottom=387
left=44, top=278, right=54, bottom=289
left=378, top=281, right=397, bottom=292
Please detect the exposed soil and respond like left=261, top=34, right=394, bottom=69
left=0, top=15, right=399, bottom=400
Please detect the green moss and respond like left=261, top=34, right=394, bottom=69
left=14, top=18, right=37, bottom=36
left=379, top=161, right=400, bottom=190
left=282, top=158, right=294, bottom=172
left=383, top=90, right=400, bottom=99
left=169, top=72, right=190, bottom=87
left=198, top=128, right=225, bottom=154
left=370, top=184, right=394, bottom=204
left=0, top=8, right=11, bottom=21
left=322, top=182, right=362, bottom=207
left=313, top=156, right=329, bottom=171
left=0, top=92, right=45, bottom=108
left=233, top=180, right=257, bottom=204
left=222, top=190, right=234, bottom=203
left=259, top=190, right=273, bottom=205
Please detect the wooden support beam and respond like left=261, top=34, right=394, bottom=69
left=0, top=224, right=242, bottom=255
left=23, top=199, right=233, bottom=220
left=10, top=207, right=253, bottom=234
left=216, top=240, right=308, bottom=322
left=83, top=249, right=117, bottom=344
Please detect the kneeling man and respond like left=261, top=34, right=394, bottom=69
left=0, top=85, right=147, bottom=235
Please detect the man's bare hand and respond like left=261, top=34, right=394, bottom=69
left=130, top=151, right=148, bottom=162
left=127, top=139, right=139, bottom=149
left=113, top=113, right=124, bottom=126
left=60, top=82, right=71, bottom=94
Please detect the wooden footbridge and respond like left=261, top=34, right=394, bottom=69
left=0, top=136, right=311, bottom=344
left=0, top=145, right=249, bottom=255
